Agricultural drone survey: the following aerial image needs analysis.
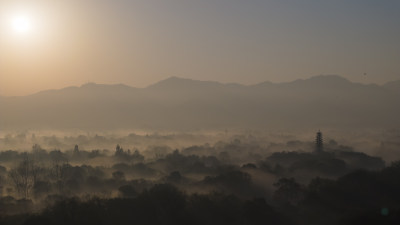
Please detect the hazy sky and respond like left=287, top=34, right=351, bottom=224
left=0, top=0, right=399, bottom=96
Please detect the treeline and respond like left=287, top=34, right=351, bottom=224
left=1, top=163, right=400, bottom=225
left=0, top=142, right=395, bottom=224
left=0, top=184, right=287, bottom=225
left=0, top=143, right=384, bottom=202
left=0, top=145, right=267, bottom=202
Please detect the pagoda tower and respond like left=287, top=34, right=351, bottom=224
left=315, top=130, right=323, bottom=152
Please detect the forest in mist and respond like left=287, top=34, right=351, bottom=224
left=0, top=130, right=399, bottom=224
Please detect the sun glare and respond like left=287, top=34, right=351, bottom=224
left=11, top=14, right=33, bottom=33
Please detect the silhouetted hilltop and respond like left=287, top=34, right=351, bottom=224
left=147, top=76, right=225, bottom=91
left=29, top=83, right=137, bottom=98
left=285, top=75, right=351, bottom=87
left=1, top=75, right=399, bottom=130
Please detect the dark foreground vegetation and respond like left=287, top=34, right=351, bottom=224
left=0, top=135, right=398, bottom=225
left=1, top=163, right=400, bottom=225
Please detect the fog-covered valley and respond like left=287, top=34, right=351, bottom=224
left=0, top=129, right=399, bottom=224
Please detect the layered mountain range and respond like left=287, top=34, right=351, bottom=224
left=1, top=75, right=399, bottom=130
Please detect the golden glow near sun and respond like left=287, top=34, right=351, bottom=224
left=11, top=14, right=33, bottom=33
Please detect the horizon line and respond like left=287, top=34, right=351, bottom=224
left=0, top=74, right=396, bottom=98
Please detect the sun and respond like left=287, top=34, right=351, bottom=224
left=11, top=14, right=33, bottom=33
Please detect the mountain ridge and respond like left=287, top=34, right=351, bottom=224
left=1, top=75, right=399, bottom=130
left=7, top=74, right=398, bottom=98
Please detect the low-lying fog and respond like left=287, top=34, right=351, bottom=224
left=0, top=128, right=398, bottom=224
left=1, top=128, right=399, bottom=163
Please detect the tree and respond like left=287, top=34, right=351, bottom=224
left=8, top=154, right=39, bottom=199
left=115, top=144, right=124, bottom=157
left=112, top=171, right=125, bottom=181
left=49, top=150, right=69, bottom=194
left=118, top=185, right=137, bottom=198
left=132, top=150, right=144, bottom=162
left=273, top=177, right=303, bottom=205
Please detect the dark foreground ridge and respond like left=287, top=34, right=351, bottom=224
left=2, top=163, right=400, bottom=225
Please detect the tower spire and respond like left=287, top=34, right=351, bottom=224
left=315, top=130, right=323, bottom=152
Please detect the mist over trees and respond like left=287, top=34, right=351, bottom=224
left=0, top=131, right=398, bottom=224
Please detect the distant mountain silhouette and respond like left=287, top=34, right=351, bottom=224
left=148, top=76, right=225, bottom=90
left=1, top=75, right=399, bottom=130
left=383, top=80, right=400, bottom=96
